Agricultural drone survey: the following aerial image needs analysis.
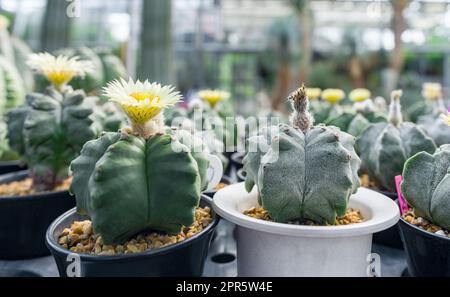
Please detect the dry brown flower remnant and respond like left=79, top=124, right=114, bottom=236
left=244, top=207, right=364, bottom=226
left=0, top=177, right=71, bottom=197
left=58, top=207, right=213, bottom=255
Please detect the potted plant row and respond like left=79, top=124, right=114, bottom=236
left=0, top=53, right=104, bottom=259
left=213, top=85, right=400, bottom=277
left=46, top=78, right=221, bottom=277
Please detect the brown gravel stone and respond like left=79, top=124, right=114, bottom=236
left=213, top=182, right=228, bottom=191
left=402, top=210, right=450, bottom=238
left=244, top=206, right=364, bottom=226
left=59, top=207, right=213, bottom=255
left=0, top=177, right=71, bottom=197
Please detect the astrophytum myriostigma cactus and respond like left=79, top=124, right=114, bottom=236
left=7, top=87, right=104, bottom=191
left=417, top=83, right=450, bottom=146
left=401, top=145, right=450, bottom=230
left=6, top=53, right=103, bottom=191
left=357, top=90, right=436, bottom=192
left=243, top=85, right=361, bottom=225
left=70, top=79, right=210, bottom=244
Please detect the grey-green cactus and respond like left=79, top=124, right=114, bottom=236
left=0, top=120, right=19, bottom=161
left=417, top=95, right=450, bottom=147
left=325, top=110, right=387, bottom=137
left=357, top=90, right=436, bottom=192
left=7, top=87, right=104, bottom=191
left=243, top=85, right=361, bottom=224
left=401, top=145, right=450, bottom=230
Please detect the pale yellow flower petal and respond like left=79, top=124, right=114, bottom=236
left=322, top=89, right=345, bottom=104
left=349, top=88, right=371, bottom=102
left=306, top=88, right=321, bottom=100
left=198, top=89, right=230, bottom=108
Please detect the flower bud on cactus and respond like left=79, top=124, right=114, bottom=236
left=243, top=85, right=361, bottom=224
left=356, top=90, right=436, bottom=192
left=401, top=145, right=450, bottom=230
left=70, top=79, right=210, bottom=244
left=7, top=87, right=104, bottom=191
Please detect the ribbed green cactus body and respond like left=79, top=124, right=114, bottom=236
left=0, top=56, right=25, bottom=115
left=357, top=122, right=436, bottom=192
left=244, top=123, right=360, bottom=224
left=325, top=111, right=386, bottom=136
left=417, top=114, right=450, bottom=147
left=70, top=131, right=209, bottom=244
left=401, top=145, right=450, bottom=229
left=309, top=101, right=333, bottom=124
left=7, top=88, right=103, bottom=190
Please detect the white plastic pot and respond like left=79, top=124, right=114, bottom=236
left=213, top=183, right=399, bottom=277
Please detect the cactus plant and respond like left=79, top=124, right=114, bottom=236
left=6, top=53, right=103, bottom=191
left=401, top=144, right=450, bottom=230
left=417, top=83, right=450, bottom=146
left=325, top=99, right=387, bottom=137
left=243, top=85, right=361, bottom=224
left=70, top=78, right=210, bottom=244
left=357, top=90, right=436, bottom=192
left=0, top=56, right=26, bottom=115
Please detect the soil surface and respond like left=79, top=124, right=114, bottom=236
left=403, top=210, right=450, bottom=238
left=58, top=207, right=213, bottom=255
left=244, top=207, right=364, bottom=226
left=0, top=177, right=71, bottom=197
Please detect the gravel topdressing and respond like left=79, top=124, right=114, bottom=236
left=403, top=210, right=450, bottom=238
left=244, top=207, right=364, bottom=226
left=58, top=207, right=213, bottom=255
left=0, top=177, right=71, bottom=197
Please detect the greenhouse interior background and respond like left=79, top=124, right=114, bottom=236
left=2, top=0, right=450, bottom=279
left=2, top=0, right=450, bottom=115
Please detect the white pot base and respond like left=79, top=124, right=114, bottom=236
left=213, top=183, right=399, bottom=277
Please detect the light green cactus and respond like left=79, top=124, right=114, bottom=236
left=243, top=85, right=361, bottom=224
left=70, top=79, right=210, bottom=244
left=7, top=87, right=104, bottom=191
left=0, top=56, right=26, bottom=115
left=401, top=145, right=450, bottom=230
left=325, top=109, right=387, bottom=137
left=357, top=90, right=436, bottom=192
left=417, top=93, right=450, bottom=147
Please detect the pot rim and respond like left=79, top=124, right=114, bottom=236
left=399, top=216, right=450, bottom=242
left=0, top=160, right=22, bottom=166
left=202, top=175, right=233, bottom=195
left=0, top=170, right=69, bottom=200
left=46, top=195, right=219, bottom=261
left=213, top=183, right=400, bottom=238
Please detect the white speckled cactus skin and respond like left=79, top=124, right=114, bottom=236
left=357, top=91, right=436, bottom=192
left=401, top=145, right=450, bottom=229
left=244, top=85, right=361, bottom=225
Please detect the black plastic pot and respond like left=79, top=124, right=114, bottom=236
left=0, top=160, right=26, bottom=175
left=230, top=152, right=244, bottom=171
left=0, top=171, right=75, bottom=259
left=399, top=217, right=450, bottom=276
left=203, top=176, right=233, bottom=199
left=236, top=168, right=246, bottom=183
left=370, top=190, right=403, bottom=249
left=46, top=195, right=219, bottom=277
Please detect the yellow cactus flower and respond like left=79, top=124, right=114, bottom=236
left=198, top=89, right=230, bottom=108
left=322, top=89, right=345, bottom=105
left=349, top=88, right=371, bottom=102
left=27, top=53, right=94, bottom=88
left=306, top=88, right=321, bottom=100
left=103, top=78, right=182, bottom=126
left=422, top=83, right=442, bottom=101
left=441, top=112, right=450, bottom=127
left=0, top=15, right=10, bottom=31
